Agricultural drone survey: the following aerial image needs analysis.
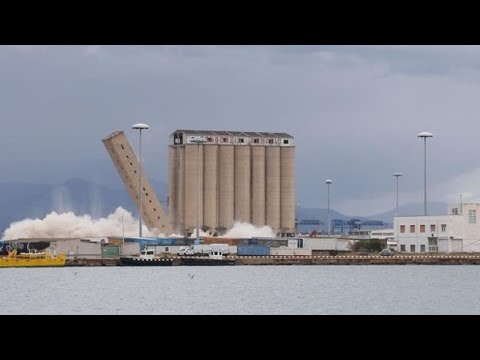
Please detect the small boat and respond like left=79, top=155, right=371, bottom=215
left=180, top=249, right=235, bottom=266
left=119, top=247, right=173, bottom=266
left=0, top=249, right=66, bottom=268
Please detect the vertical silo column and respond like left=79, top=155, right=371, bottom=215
left=251, top=146, right=265, bottom=226
left=176, top=146, right=185, bottom=234
left=280, top=146, right=296, bottom=234
left=198, top=144, right=204, bottom=231
left=266, top=146, right=281, bottom=233
left=234, top=145, right=251, bottom=223
left=168, top=145, right=177, bottom=231
left=184, top=145, right=198, bottom=233
left=218, top=145, right=235, bottom=231
left=203, top=145, right=218, bottom=231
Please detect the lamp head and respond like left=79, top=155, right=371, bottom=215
left=132, top=123, right=150, bottom=130
left=417, top=131, right=433, bottom=138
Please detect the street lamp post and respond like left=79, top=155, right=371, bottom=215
left=417, top=132, right=433, bottom=216
left=325, top=179, right=333, bottom=235
left=295, top=202, right=301, bottom=234
left=393, top=172, right=403, bottom=217
left=190, top=137, right=207, bottom=244
left=132, top=123, right=150, bottom=237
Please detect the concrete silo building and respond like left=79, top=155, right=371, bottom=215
left=168, top=130, right=296, bottom=236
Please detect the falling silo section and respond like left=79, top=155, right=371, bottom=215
left=102, top=131, right=173, bottom=235
left=203, top=145, right=218, bottom=232
left=176, top=146, right=185, bottom=233
left=184, top=145, right=201, bottom=233
left=234, top=145, right=251, bottom=223
left=266, top=146, right=281, bottom=233
left=168, top=145, right=177, bottom=230
left=280, top=146, right=296, bottom=234
left=251, top=146, right=265, bottom=226
left=218, top=145, right=234, bottom=231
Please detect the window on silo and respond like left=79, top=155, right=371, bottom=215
left=283, top=139, right=289, bottom=144
left=222, top=137, right=228, bottom=143
left=268, top=139, right=274, bottom=144
left=239, top=138, right=244, bottom=143
left=254, top=139, right=260, bottom=144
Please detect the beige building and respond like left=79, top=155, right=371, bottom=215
left=168, top=130, right=296, bottom=236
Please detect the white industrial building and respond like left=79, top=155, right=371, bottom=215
left=394, top=203, right=480, bottom=253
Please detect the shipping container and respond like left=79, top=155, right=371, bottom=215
left=101, top=245, right=120, bottom=257
left=270, top=247, right=312, bottom=256
left=249, top=238, right=288, bottom=247
left=237, top=245, right=269, bottom=256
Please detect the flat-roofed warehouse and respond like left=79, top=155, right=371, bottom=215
left=169, top=130, right=296, bottom=236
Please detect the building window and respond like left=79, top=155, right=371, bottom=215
left=254, top=138, right=259, bottom=144
left=165, top=247, right=169, bottom=252
left=283, top=139, right=289, bottom=144
left=452, top=208, right=458, bottom=215
left=239, top=138, right=244, bottom=143
left=420, top=225, right=425, bottom=233
left=268, top=139, right=274, bottom=144
left=410, top=225, right=415, bottom=233
left=420, top=245, right=426, bottom=253
left=400, top=225, right=405, bottom=233
left=400, top=245, right=406, bottom=252
left=207, top=137, right=213, bottom=142
left=441, top=224, right=447, bottom=232
left=222, top=137, right=228, bottom=143
left=410, top=244, right=416, bottom=253
left=430, top=224, right=436, bottom=232
left=469, top=210, right=477, bottom=224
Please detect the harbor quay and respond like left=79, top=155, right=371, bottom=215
left=64, top=254, right=480, bottom=267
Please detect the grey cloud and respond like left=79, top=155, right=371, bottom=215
left=2, top=45, right=480, bottom=216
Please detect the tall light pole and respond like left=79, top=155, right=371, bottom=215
left=132, top=123, right=150, bottom=237
left=417, top=132, right=433, bottom=216
left=393, top=172, right=403, bottom=217
left=190, top=137, right=207, bottom=244
left=296, top=202, right=301, bottom=234
left=325, top=179, right=332, bottom=235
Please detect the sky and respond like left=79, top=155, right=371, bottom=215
left=1, top=45, right=480, bottom=216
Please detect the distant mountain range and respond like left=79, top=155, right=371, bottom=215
left=0, top=178, right=448, bottom=236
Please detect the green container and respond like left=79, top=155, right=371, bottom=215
left=101, top=245, right=120, bottom=257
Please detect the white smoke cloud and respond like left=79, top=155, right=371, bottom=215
left=2, top=207, right=166, bottom=240
left=2, top=208, right=277, bottom=241
left=220, top=222, right=276, bottom=238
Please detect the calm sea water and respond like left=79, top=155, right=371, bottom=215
left=1, top=266, right=480, bottom=315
